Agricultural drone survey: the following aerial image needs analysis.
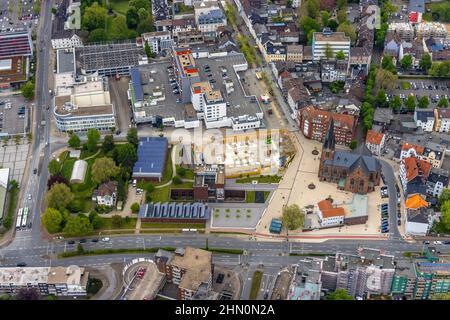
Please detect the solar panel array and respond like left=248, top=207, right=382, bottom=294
left=133, top=137, right=168, bottom=176
left=0, top=30, right=32, bottom=59
left=138, top=202, right=210, bottom=220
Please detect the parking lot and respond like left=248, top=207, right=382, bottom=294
left=195, top=55, right=263, bottom=119
left=392, top=79, right=450, bottom=109
left=133, top=62, right=189, bottom=125
left=0, top=94, right=29, bottom=135
left=0, top=0, right=38, bottom=31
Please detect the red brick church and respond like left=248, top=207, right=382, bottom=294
left=318, top=119, right=382, bottom=194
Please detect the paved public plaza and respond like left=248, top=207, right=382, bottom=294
left=0, top=140, right=29, bottom=183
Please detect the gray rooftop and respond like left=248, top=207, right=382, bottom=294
left=57, top=48, right=75, bottom=74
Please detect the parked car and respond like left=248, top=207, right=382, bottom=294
left=423, top=241, right=430, bottom=245
left=397, top=219, right=401, bottom=226
left=102, top=237, right=110, bottom=242
left=16, top=262, right=27, bottom=267
left=91, top=238, right=99, bottom=243
left=68, top=240, right=75, bottom=245
left=79, top=239, right=87, bottom=243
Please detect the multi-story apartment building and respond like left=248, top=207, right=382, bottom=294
left=335, top=248, right=396, bottom=298
left=320, top=59, right=348, bottom=83
left=400, top=142, right=445, bottom=169
left=414, top=110, right=435, bottom=132
left=53, top=77, right=116, bottom=132
left=190, top=81, right=227, bottom=128
left=193, top=164, right=225, bottom=202
left=434, top=108, right=450, bottom=133
left=426, top=168, right=449, bottom=199
left=194, top=1, right=227, bottom=35
left=0, top=266, right=89, bottom=296
left=142, top=31, right=173, bottom=54
left=365, top=130, right=386, bottom=156
left=412, top=252, right=450, bottom=299
left=286, top=45, right=303, bottom=62
left=388, top=23, right=414, bottom=42
left=312, top=29, right=351, bottom=62
left=297, top=106, right=356, bottom=145
left=51, top=31, right=83, bottom=50
left=391, top=259, right=417, bottom=299
left=399, top=156, right=431, bottom=197
left=416, top=22, right=448, bottom=39
left=155, top=247, right=214, bottom=300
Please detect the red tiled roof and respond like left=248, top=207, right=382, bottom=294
left=366, top=130, right=385, bottom=145
left=402, top=142, right=424, bottom=155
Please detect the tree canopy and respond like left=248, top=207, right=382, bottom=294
left=68, top=134, right=81, bottom=148
left=419, top=53, right=432, bottom=72
left=438, top=97, right=449, bottom=108
left=282, top=204, right=304, bottom=230
left=42, top=208, right=64, bottom=234
left=86, top=128, right=100, bottom=152
left=113, top=143, right=137, bottom=171
left=63, top=214, right=93, bottom=237
left=21, top=81, right=35, bottom=100
left=46, top=183, right=74, bottom=211
left=48, top=159, right=61, bottom=176
left=400, top=54, right=412, bottom=70
left=127, top=128, right=139, bottom=147
left=336, top=22, right=356, bottom=44
left=82, top=2, right=106, bottom=31
left=418, top=96, right=429, bottom=109
left=102, top=134, right=114, bottom=153
left=91, top=157, right=119, bottom=184
left=326, top=289, right=354, bottom=300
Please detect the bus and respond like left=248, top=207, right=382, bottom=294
left=21, top=207, right=28, bottom=228
left=16, top=208, right=23, bottom=229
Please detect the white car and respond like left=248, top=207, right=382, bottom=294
left=27, top=194, right=31, bottom=200
left=433, top=241, right=443, bottom=245
left=101, top=237, right=110, bottom=242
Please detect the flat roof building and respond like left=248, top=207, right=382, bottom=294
left=132, top=137, right=168, bottom=182
left=0, top=265, right=89, bottom=296
left=75, top=42, right=148, bottom=77
left=138, top=202, right=210, bottom=223
left=312, top=29, right=351, bottom=62
left=53, top=77, right=116, bottom=132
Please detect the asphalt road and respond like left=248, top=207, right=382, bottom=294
left=11, top=0, right=53, bottom=247
left=1, top=0, right=448, bottom=286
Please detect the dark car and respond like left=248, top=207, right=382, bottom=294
left=68, top=240, right=75, bottom=245
left=33, top=168, right=37, bottom=174
left=91, top=238, right=99, bottom=243
left=16, top=262, right=27, bottom=267
left=443, top=241, right=450, bottom=245
left=397, top=212, right=401, bottom=218
left=423, top=240, right=430, bottom=245
left=79, top=239, right=87, bottom=243
left=397, top=220, right=401, bottom=226
left=264, top=293, right=269, bottom=300
left=116, top=130, right=121, bottom=135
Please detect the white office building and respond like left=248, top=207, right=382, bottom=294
left=194, top=1, right=227, bottom=35
left=312, top=29, right=351, bottom=62
left=142, top=31, right=173, bottom=54
left=53, top=77, right=116, bottom=132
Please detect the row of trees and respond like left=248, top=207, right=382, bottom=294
left=375, top=0, right=397, bottom=49
left=236, top=34, right=259, bottom=66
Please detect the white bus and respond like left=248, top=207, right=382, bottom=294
left=21, top=207, right=28, bottom=228
left=15, top=208, right=23, bottom=229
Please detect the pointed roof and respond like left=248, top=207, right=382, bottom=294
left=405, top=194, right=428, bottom=209
left=323, top=118, right=335, bottom=150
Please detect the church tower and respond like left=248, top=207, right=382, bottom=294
left=319, top=118, right=335, bottom=178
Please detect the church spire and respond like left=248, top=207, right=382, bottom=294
left=323, top=117, right=335, bottom=151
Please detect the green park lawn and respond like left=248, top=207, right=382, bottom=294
left=176, top=165, right=195, bottom=180
left=150, top=182, right=193, bottom=203
left=96, top=217, right=137, bottom=230
left=246, top=191, right=270, bottom=203
left=236, top=175, right=281, bottom=184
